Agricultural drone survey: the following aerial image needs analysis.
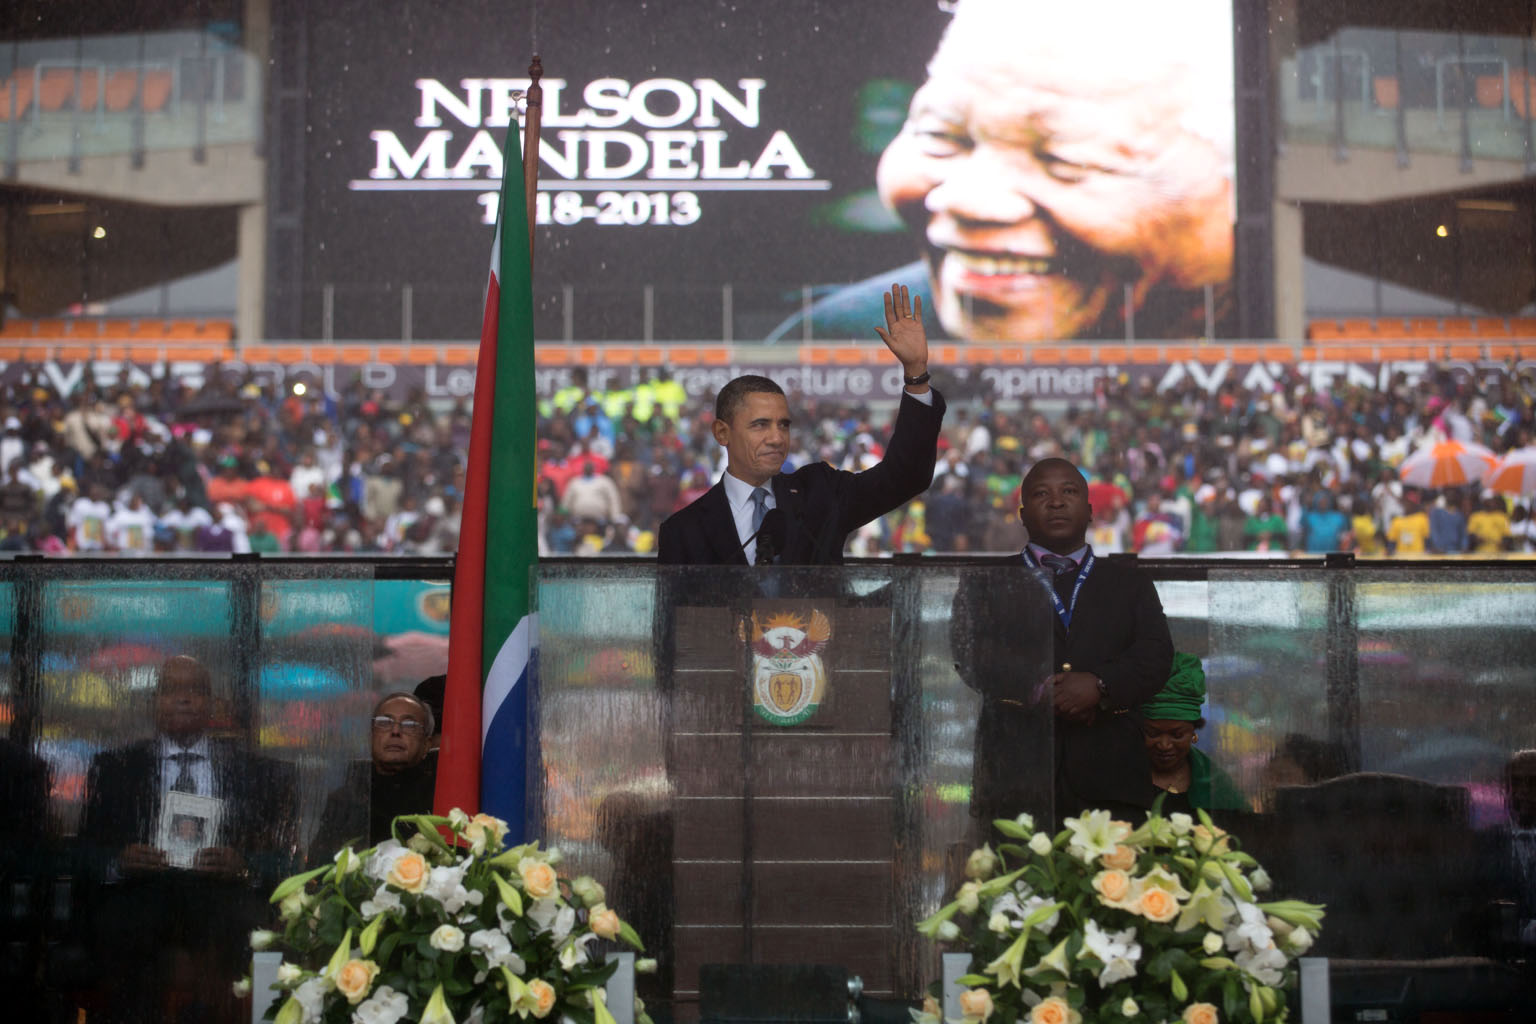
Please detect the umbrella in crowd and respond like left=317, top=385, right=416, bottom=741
left=1397, top=439, right=1497, bottom=488
left=1484, top=447, right=1536, bottom=496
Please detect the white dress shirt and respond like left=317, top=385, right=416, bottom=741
left=158, top=735, right=214, bottom=797
left=722, top=471, right=777, bottom=564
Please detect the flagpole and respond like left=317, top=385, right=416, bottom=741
left=523, top=55, right=542, bottom=270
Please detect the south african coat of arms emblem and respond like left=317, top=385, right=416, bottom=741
left=748, top=609, right=831, bottom=726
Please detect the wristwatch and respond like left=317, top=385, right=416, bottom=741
left=903, top=369, right=931, bottom=387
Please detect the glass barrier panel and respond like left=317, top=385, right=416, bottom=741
left=1209, top=566, right=1536, bottom=1013
left=10, top=563, right=372, bottom=1024
left=533, top=564, right=1055, bottom=1018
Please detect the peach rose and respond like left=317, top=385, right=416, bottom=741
left=386, top=851, right=429, bottom=893
left=590, top=905, right=622, bottom=940
left=527, top=978, right=557, bottom=1019
left=1030, top=996, right=1080, bottom=1024
left=1101, top=844, right=1137, bottom=871
left=1093, top=869, right=1133, bottom=905
left=466, top=813, right=509, bottom=853
left=1191, top=825, right=1230, bottom=856
left=334, top=958, right=380, bottom=1004
left=957, top=988, right=993, bottom=1022
left=1139, top=886, right=1180, bottom=923
left=1183, top=1003, right=1219, bottom=1024
left=519, top=858, right=559, bottom=900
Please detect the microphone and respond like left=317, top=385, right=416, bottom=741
left=753, top=508, right=785, bottom=565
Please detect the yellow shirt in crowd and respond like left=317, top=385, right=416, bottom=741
left=1386, top=511, right=1431, bottom=555
left=1467, top=509, right=1511, bottom=554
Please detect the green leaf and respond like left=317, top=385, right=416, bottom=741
left=618, top=920, right=645, bottom=952
left=1222, top=975, right=1243, bottom=1020
left=1170, top=969, right=1188, bottom=1002
left=954, top=974, right=990, bottom=987
left=991, top=818, right=1030, bottom=839
left=269, top=865, right=329, bottom=904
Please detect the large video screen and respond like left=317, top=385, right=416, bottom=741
left=294, top=0, right=1236, bottom=343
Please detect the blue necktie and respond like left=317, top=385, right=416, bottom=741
left=750, top=487, right=770, bottom=536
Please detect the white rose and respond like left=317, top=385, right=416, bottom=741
left=277, top=962, right=304, bottom=987
left=354, top=984, right=411, bottom=1024
left=936, top=921, right=960, bottom=941
left=988, top=912, right=1012, bottom=935
left=1249, top=867, right=1272, bottom=892
left=1203, top=931, right=1224, bottom=955
left=1285, top=926, right=1314, bottom=954
left=1120, top=997, right=1139, bottom=1017
left=1014, top=813, right=1035, bottom=832
left=1169, top=812, right=1194, bottom=835
left=956, top=882, right=981, bottom=914
left=430, top=925, right=466, bottom=952
left=232, top=977, right=252, bottom=998
left=250, top=929, right=277, bottom=950
left=1029, top=833, right=1053, bottom=856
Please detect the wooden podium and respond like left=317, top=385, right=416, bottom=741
left=668, top=592, right=909, bottom=1004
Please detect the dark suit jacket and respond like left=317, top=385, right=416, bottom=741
left=951, top=553, right=1174, bottom=823
left=77, top=736, right=299, bottom=891
left=656, top=389, right=946, bottom=565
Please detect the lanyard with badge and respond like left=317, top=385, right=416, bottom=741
left=1024, top=549, right=1094, bottom=632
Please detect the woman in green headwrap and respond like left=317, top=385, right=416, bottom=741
left=1141, top=653, right=1247, bottom=812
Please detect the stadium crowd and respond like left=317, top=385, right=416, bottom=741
left=0, top=360, right=1532, bottom=558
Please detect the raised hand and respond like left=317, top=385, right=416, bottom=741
left=873, top=283, right=930, bottom=389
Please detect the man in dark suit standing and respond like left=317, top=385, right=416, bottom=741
left=77, top=655, right=298, bottom=1023
left=657, top=283, right=944, bottom=565
left=953, top=458, right=1173, bottom=825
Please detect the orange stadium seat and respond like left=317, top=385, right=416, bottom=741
left=1441, top=317, right=1476, bottom=337
left=0, top=320, right=35, bottom=339
left=141, top=70, right=173, bottom=112
left=1478, top=317, right=1512, bottom=337
left=1339, top=318, right=1375, bottom=339
left=161, top=320, right=203, bottom=340
left=38, top=68, right=76, bottom=112
left=103, top=70, right=139, bottom=112
left=197, top=321, right=233, bottom=342
left=33, top=320, right=69, bottom=338
left=1476, top=75, right=1504, bottom=109
left=1509, top=317, right=1536, bottom=337
left=0, top=70, right=34, bottom=120
left=1406, top=317, right=1443, bottom=337
left=96, top=319, right=136, bottom=338
left=1374, top=318, right=1410, bottom=338
left=1309, top=320, right=1344, bottom=340
left=1373, top=76, right=1400, bottom=110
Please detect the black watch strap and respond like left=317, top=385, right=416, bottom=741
left=903, top=370, right=931, bottom=387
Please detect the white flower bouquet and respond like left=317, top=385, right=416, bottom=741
left=916, top=807, right=1324, bottom=1024
left=246, top=810, right=649, bottom=1024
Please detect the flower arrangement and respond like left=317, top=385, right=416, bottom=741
left=916, top=806, right=1324, bottom=1024
left=244, top=810, right=650, bottom=1024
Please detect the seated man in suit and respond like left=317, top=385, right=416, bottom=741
left=952, top=457, right=1173, bottom=825
left=77, top=654, right=298, bottom=1024
left=658, top=283, right=945, bottom=565
left=309, top=690, right=439, bottom=862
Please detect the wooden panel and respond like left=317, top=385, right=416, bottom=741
left=674, top=862, right=891, bottom=926
left=670, top=733, right=892, bottom=798
left=674, top=796, right=892, bottom=862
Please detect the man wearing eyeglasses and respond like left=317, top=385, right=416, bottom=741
left=309, top=691, right=438, bottom=861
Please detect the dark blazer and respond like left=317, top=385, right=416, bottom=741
left=77, top=736, right=299, bottom=890
left=657, top=389, right=946, bottom=565
left=951, top=552, right=1174, bottom=823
